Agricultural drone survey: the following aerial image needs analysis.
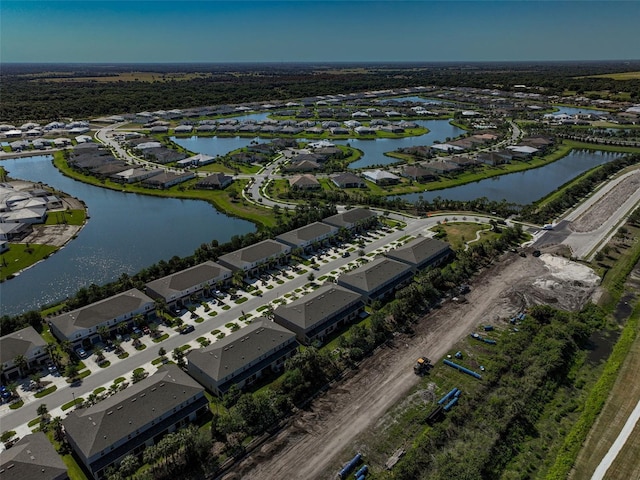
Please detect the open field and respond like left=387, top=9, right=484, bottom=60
left=584, top=71, right=640, bottom=80
left=31, top=71, right=213, bottom=83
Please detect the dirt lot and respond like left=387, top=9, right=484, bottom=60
left=571, top=171, right=640, bottom=233
left=227, top=249, right=601, bottom=480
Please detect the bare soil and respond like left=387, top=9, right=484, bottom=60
left=232, top=250, right=600, bottom=480
left=570, top=172, right=640, bottom=233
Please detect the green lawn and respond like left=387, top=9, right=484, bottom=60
left=44, top=209, right=86, bottom=226
left=0, top=243, right=59, bottom=280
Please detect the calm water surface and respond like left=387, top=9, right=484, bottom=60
left=173, top=119, right=464, bottom=170
left=0, top=156, right=254, bottom=316
left=398, top=150, right=624, bottom=205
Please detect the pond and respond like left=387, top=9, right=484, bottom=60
left=0, top=155, right=254, bottom=316
left=396, top=150, right=624, bottom=205
left=171, top=119, right=465, bottom=170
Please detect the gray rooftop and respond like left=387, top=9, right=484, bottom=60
left=49, top=288, right=154, bottom=337
left=323, top=208, right=377, bottom=228
left=63, top=365, right=203, bottom=459
left=217, top=240, right=290, bottom=270
left=385, top=237, right=452, bottom=267
left=0, top=431, right=68, bottom=480
left=186, top=319, right=296, bottom=382
left=145, top=261, right=231, bottom=299
left=275, top=222, right=337, bottom=247
left=0, top=326, right=47, bottom=365
left=274, top=284, right=362, bottom=331
left=338, top=257, right=413, bottom=294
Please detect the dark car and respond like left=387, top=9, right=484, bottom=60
left=180, top=325, right=195, bottom=334
left=75, top=347, right=88, bottom=359
left=342, top=251, right=351, bottom=258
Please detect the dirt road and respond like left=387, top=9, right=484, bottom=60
left=229, top=250, right=599, bottom=480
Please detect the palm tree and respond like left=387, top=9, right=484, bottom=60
left=50, top=416, right=64, bottom=442
left=30, top=372, right=43, bottom=390
left=13, top=354, right=28, bottom=378
left=97, top=325, right=110, bottom=342
left=37, top=403, right=49, bottom=417
left=232, top=269, right=245, bottom=288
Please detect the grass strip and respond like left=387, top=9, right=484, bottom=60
left=34, top=385, right=57, bottom=398
left=546, top=304, right=640, bottom=479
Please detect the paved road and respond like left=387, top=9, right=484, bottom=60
left=591, top=398, right=640, bottom=479
left=2, top=213, right=484, bottom=433
left=534, top=168, right=640, bottom=260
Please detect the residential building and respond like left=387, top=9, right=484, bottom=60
left=186, top=319, right=298, bottom=396
left=289, top=174, right=320, bottom=190
left=145, top=261, right=232, bottom=309
left=141, top=171, right=195, bottom=189
left=384, top=236, right=453, bottom=272
left=63, top=365, right=207, bottom=480
left=330, top=172, right=366, bottom=189
left=195, top=173, right=233, bottom=190
left=49, top=289, right=155, bottom=347
left=273, top=284, right=364, bottom=345
left=362, top=169, right=400, bottom=185
left=0, top=326, right=48, bottom=380
left=275, top=222, right=338, bottom=252
left=337, top=257, right=414, bottom=304
left=323, top=208, right=378, bottom=231
left=0, top=432, right=68, bottom=480
left=217, top=239, right=291, bottom=277
left=401, top=165, right=437, bottom=182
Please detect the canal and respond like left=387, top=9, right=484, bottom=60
left=397, top=150, right=625, bottom=205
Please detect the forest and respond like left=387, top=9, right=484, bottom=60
left=1, top=61, right=640, bottom=123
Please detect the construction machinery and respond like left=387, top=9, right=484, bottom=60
left=414, top=356, right=432, bottom=375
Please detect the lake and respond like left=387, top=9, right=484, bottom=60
left=397, top=150, right=624, bottom=205
left=0, top=156, right=254, bottom=316
left=172, top=119, right=465, bottom=170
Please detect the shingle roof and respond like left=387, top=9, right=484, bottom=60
left=323, top=208, right=377, bottom=228
left=186, top=319, right=296, bottom=382
left=49, top=289, right=154, bottom=337
left=338, top=257, right=413, bottom=294
left=217, top=240, right=290, bottom=270
left=274, top=284, right=362, bottom=331
left=275, top=222, right=337, bottom=248
left=63, top=365, right=203, bottom=459
left=145, top=261, right=231, bottom=299
left=0, top=326, right=47, bottom=364
left=384, top=237, right=452, bottom=268
left=0, top=432, right=68, bottom=480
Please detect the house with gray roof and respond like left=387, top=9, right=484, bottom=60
left=0, top=222, right=31, bottom=241
left=362, top=169, right=401, bottom=185
left=49, top=288, right=155, bottom=347
left=63, top=365, right=207, bottom=480
left=141, top=171, right=195, bottom=189
left=0, top=432, right=68, bottom=480
left=275, top=222, right=338, bottom=253
left=0, top=326, right=48, bottom=380
left=323, top=208, right=378, bottom=231
left=195, top=173, right=233, bottom=190
left=384, top=236, right=453, bottom=272
left=145, top=261, right=232, bottom=309
left=273, top=284, right=364, bottom=345
left=217, top=239, right=291, bottom=277
left=186, top=318, right=298, bottom=396
left=330, top=172, right=366, bottom=189
left=337, top=257, right=414, bottom=304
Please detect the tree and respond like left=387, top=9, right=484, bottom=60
left=307, top=272, right=315, bottom=282
left=118, top=454, right=140, bottom=477
left=172, top=348, right=186, bottom=369
left=13, top=354, right=28, bottom=378
left=30, top=371, right=43, bottom=390
left=131, top=369, right=147, bottom=384
left=64, top=363, right=79, bottom=380
left=97, top=325, right=110, bottom=341
left=37, top=403, right=49, bottom=417
left=158, top=347, right=166, bottom=358
left=50, top=416, right=64, bottom=442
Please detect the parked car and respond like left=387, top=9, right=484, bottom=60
left=75, top=347, right=88, bottom=359
left=132, top=326, right=142, bottom=336
left=342, top=251, right=351, bottom=258
left=47, top=362, right=58, bottom=374
left=142, top=325, right=151, bottom=335
left=180, top=325, right=195, bottom=334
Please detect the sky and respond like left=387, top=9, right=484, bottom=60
left=1, top=1, right=639, bottom=64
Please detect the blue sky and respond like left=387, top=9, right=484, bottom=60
left=1, top=1, right=638, bottom=63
